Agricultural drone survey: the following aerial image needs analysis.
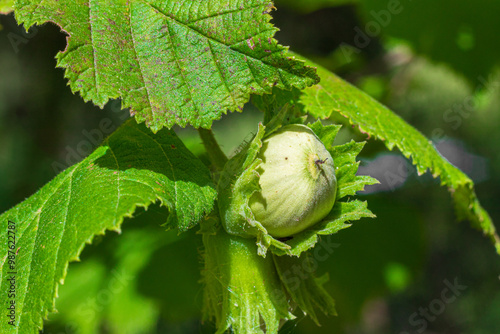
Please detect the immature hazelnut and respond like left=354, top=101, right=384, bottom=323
left=249, top=124, right=337, bottom=237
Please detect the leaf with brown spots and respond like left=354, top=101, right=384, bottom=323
left=9, top=0, right=318, bottom=131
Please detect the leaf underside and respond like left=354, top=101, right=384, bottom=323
left=297, top=57, right=500, bottom=255
left=9, top=0, right=318, bottom=131
left=0, top=119, right=216, bottom=333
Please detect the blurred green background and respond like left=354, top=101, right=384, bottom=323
left=1, top=0, right=499, bottom=333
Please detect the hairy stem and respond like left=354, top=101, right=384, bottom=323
left=198, top=128, right=228, bottom=171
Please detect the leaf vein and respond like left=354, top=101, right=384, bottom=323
left=186, top=2, right=263, bottom=25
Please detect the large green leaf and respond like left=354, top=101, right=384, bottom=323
left=7, top=0, right=318, bottom=131
left=297, top=58, right=500, bottom=254
left=0, top=119, right=216, bottom=333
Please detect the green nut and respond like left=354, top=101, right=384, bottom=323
left=249, top=124, right=337, bottom=238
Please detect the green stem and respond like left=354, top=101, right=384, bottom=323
left=198, top=128, right=228, bottom=171
left=201, top=222, right=293, bottom=333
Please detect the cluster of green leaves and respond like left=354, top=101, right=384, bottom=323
left=0, top=0, right=498, bottom=333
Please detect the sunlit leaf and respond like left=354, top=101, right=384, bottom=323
left=0, top=119, right=216, bottom=333
left=9, top=0, right=318, bottom=131
left=298, top=57, right=500, bottom=255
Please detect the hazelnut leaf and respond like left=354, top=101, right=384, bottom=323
left=8, top=0, right=319, bottom=131
left=274, top=200, right=375, bottom=256
left=0, top=119, right=217, bottom=333
left=274, top=253, right=337, bottom=325
left=297, top=56, right=500, bottom=255
left=217, top=123, right=266, bottom=238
